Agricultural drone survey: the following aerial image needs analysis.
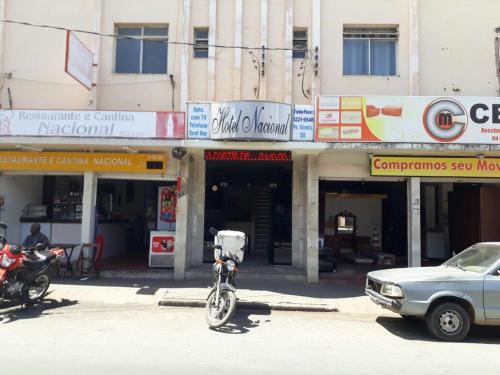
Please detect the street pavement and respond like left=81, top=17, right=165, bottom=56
left=1, top=279, right=500, bottom=375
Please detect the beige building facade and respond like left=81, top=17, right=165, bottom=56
left=0, top=0, right=499, bottom=282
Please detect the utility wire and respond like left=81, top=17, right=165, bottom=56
left=0, top=18, right=308, bottom=53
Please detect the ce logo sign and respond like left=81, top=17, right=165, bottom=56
left=423, top=98, right=468, bottom=142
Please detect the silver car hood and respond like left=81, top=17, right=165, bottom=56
left=367, top=266, right=481, bottom=284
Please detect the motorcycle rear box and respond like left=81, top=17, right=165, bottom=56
left=215, top=230, right=246, bottom=263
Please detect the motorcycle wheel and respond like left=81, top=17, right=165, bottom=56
left=23, top=273, right=51, bottom=303
left=206, top=289, right=236, bottom=328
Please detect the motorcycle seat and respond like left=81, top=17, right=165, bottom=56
left=23, top=253, right=56, bottom=269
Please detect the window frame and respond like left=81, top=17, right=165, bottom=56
left=193, top=27, right=209, bottom=59
left=343, top=26, right=398, bottom=76
left=114, top=24, right=169, bottom=75
left=293, top=28, right=308, bottom=59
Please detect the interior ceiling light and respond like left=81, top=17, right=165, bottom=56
left=122, top=146, right=138, bottom=154
left=16, top=144, right=43, bottom=152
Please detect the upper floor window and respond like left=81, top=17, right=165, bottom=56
left=193, top=28, right=209, bottom=58
left=115, top=25, right=168, bottom=74
left=293, top=29, right=308, bottom=59
left=343, top=26, right=398, bottom=76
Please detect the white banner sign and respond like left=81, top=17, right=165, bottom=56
left=292, top=105, right=314, bottom=141
left=0, top=110, right=185, bottom=139
left=65, top=31, right=94, bottom=90
left=187, top=103, right=210, bottom=139
left=210, top=101, right=291, bottom=141
left=316, top=95, right=500, bottom=144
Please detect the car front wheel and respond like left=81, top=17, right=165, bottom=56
left=425, top=302, right=470, bottom=342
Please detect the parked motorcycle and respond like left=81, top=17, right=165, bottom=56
left=0, top=222, right=63, bottom=305
left=206, top=227, right=246, bottom=328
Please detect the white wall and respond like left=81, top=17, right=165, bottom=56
left=324, top=195, right=382, bottom=237
left=0, top=175, right=44, bottom=244
left=2, top=0, right=500, bottom=111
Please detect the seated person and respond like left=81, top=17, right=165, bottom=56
left=23, top=223, right=50, bottom=249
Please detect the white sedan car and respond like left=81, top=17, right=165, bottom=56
left=366, top=242, right=500, bottom=341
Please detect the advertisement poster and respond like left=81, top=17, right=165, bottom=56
left=315, top=95, right=500, bottom=144
left=187, top=103, right=210, bottom=139
left=157, top=186, right=177, bottom=231
left=0, top=110, right=185, bottom=139
left=150, top=234, right=175, bottom=254
left=292, top=105, right=314, bottom=141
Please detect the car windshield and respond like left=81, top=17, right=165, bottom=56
left=443, top=244, right=500, bottom=273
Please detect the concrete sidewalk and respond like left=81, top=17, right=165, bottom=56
left=46, top=277, right=397, bottom=317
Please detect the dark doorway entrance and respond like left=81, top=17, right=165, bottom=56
left=204, top=160, right=292, bottom=265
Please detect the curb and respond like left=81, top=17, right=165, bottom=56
left=158, top=299, right=339, bottom=313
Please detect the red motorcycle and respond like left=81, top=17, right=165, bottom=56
left=0, top=222, right=63, bottom=305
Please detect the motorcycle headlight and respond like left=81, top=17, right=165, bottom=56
left=212, top=262, right=222, bottom=273
left=225, top=260, right=236, bottom=272
left=380, top=284, right=404, bottom=298
left=0, top=253, right=15, bottom=268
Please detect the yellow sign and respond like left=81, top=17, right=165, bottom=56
left=371, top=156, right=500, bottom=178
left=0, top=151, right=167, bottom=174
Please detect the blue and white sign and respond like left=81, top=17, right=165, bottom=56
left=292, top=105, right=314, bottom=141
left=187, top=103, right=210, bottom=139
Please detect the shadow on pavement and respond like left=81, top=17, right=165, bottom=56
left=376, top=316, right=500, bottom=344
left=0, top=294, right=79, bottom=324
left=52, top=276, right=366, bottom=300
left=211, top=305, right=272, bottom=335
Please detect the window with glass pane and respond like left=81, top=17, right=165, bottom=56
left=293, top=29, right=307, bottom=59
left=115, top=26, right=168, bottom=74
left=194, top=28, right=209, bottom=58
left=343, top=26, right=398, bottom=76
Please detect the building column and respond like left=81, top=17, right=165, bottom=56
left=305, top=155, right=319, bottom=283
left=233, top=0, right=243, bottom=99
left=174, top=156, right=194, bottom=279
left=408, top=0, right=420, bottom=95
left=179, top=0, right=191, bottom=112
left=292, top=155, right=306, bottom=268
left=311, top=0, right=321, bottom=99
left=81, top=172, right=97, bottom=244
left=190, top=155, right=205, bottom=265
left=284, top=0, right=293, bottom=104
left=90, top=0, right=102, bottom=110
left=260, top=0, right=268, bottom=100
left=207, top=0, right=216, bottom=101
left=407, top=177, right=421, bottom=267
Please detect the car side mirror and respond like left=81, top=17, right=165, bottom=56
left=209, top=227, right=219, bottom=237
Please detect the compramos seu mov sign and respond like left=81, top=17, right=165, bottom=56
left=370, top=156, right=500, bottom=178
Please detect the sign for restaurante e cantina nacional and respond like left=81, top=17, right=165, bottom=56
left=0, top=110, right=185, bottom=139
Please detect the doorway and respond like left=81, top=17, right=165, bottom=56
left=319, top=180, right=407, bottom=276
left=96, top=178, right=176, bottom=270
left=204, top=160, right=292, bottom=266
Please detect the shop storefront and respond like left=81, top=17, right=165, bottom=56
left=0, top=109, right=184, bottom=272
left=0, top=96, right=498, bottom=283
left=315, top=95, right=500, bottom=278
left=0, top=150, right=176, bottom=269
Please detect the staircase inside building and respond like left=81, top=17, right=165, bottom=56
left=253, top=186, right=273, bottom=261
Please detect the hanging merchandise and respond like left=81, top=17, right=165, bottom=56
left=158, top=186, right=177, bottom=224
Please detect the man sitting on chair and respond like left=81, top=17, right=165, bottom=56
left=23, top=223, right=50, bottom=249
